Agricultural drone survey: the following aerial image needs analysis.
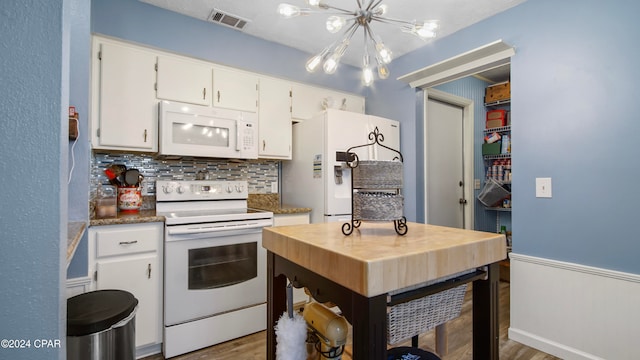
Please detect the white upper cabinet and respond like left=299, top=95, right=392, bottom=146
left=156, top=56, right=212, bottom=106
left=291, top=83, right=365, bottom=120
left=92, top=40, right=158, bottom=151
left=212, top=68, right=258, bottom=112
left=258, top=77, right=292, bottom=160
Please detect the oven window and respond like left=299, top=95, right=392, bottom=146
left=172, top=122, right=230, bottom=147
left=188, top=242, right=257, bottom=290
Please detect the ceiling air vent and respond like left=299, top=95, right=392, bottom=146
left=208, top=8, right=250, bottom=31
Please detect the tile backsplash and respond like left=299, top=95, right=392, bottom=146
left=91, top=152, right=279, bottom=208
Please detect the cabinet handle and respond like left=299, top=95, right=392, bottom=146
left=217, top=90, right=220, bottom=103
left=119, top=240, right=138, bottom=245
left=147, top=263, right=151, bottom=279
left=143, top=129, right=148, bottom=142
left=203, top=87, right=206, bottom=100
left=263, top=140, right=266, bottom=151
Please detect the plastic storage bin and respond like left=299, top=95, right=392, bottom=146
left=67, top=290, right=138, bottom=360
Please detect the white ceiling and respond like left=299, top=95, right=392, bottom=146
left=140, top=0, right=523, bottom=82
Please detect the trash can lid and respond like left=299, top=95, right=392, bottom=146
left=67, top=290, right=138, bottom=336
left=387, top=346, right=442, bottom=360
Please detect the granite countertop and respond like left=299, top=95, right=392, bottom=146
left=90, top=209, right=165, bottom=226
left=248, top=194, right=311, bottom=214
left=67, top=222, right=86, bottom=267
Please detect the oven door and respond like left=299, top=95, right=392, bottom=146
left=164, top=225, right=266, bottom=326
left=158, top=101, right=258, bottom=159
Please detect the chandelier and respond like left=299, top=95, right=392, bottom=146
left=278, top=0, right=438, bottom=86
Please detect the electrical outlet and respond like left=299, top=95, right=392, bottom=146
left=535, top=177, right=552, bottom=198
left=271, top=182, right=278, bottom=193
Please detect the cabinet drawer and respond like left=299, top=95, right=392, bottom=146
left=96, top=227, right=158, bottom=257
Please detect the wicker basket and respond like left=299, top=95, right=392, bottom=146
left=352, top=160, right=403, bottom=189
left=353, top=192, right=403, bottom=221
left=387, top=279, right=468, bottom=345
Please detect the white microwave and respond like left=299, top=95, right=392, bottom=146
left=158, top=101, right=258, bottom=159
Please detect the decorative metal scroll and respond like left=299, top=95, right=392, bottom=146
left=341, top=127, right=407, bottom=236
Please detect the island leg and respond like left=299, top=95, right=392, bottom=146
left=472, top=262, right=500, bottom=360
left=350, top=292, right=387, bottom=359
left=267, top=251, right=287, bottom=360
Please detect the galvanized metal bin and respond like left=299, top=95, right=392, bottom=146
left=67, top=290, right=138, bottom=360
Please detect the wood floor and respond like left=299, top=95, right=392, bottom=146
left=144, top=281, right=560, bottom=360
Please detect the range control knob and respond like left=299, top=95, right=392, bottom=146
left=236, top=184, right=244, bottom=193
left=163, top=185, right=174, bottom=194
left=226, top=185, right=234, bottom=193
left=176, top=185, right=186, bottom=194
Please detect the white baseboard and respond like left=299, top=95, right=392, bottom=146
left=509, top=253, right=640, bottom=360
left=65, top=276, right=92, bottom=298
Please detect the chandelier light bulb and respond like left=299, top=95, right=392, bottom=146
left=306, top=0, right=321, bottom=6
left=375, top=42, right=392, bottom=64
left=278, top=3, right=302, bottom=18
left=362, top=67, right=374, bottom=86
left=326, top=16, right=345, bottom=33
left=373, top=4, right=388, bottom=16
left=306, top=54, right=323, bottom=72
left=323, top=55, right=339, bottom=74
left=414, top=20, right=438, bottom=39
left=377, top=63, right=389, bottom=79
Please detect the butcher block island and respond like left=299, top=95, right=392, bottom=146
left=263, top=221, right=507, bottom=360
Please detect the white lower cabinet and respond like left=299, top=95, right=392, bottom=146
left=274, top=213, right=310, bottom=304
left=89, top=222, right=163, bottom=350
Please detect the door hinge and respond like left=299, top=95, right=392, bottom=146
left=96, top=128, right=100, bottom=138
left=94, top=270, right=97, bottom=281
left=289, top=90, right=293, bottom=98
left=147, top=264, right=152, bottom=279
left=459, top=198, right=468, bottom=204
left=154, top=83, right=157, bottom=91
left=155, top=63, right=158, bottom=72
left=98, top=51, right=101, bottom=61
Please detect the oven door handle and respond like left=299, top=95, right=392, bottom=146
left=167, top=221, right=270, bottom=236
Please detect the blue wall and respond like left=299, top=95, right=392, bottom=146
left=371, top=0, right=640, bottom=274
left=0, top=0, right=72, bottom=358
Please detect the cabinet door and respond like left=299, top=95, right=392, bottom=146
left=95, top=42, right=157, bottom=151
left=291, top=84, right=365, bottom=120
left=340, top=93, right=365, bottom=114
left=212, top=68, right=258, bottom=112
left=97, top=255, right=160, bottom=348
left=290, top=84, right=326, bottom=120
left=156, top=56, right=212, bottom=105
left=258, top=77, right=292, bottom=159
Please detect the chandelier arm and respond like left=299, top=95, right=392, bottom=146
left=366, top=0, right=383, bottom=11
left=371, top=16, right=416, bottom=26
left=322, top=4, right=356, bottom=14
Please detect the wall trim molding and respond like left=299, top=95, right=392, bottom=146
left=510, top=253, right=640, bottom=283
left=509, top=253, right=640, bottom=360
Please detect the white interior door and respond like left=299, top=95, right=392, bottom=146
left=426, top=98, right=465, bottom=228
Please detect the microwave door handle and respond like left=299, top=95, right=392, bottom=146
left=236, top=121, right=241, bottom=152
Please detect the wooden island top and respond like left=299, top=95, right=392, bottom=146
left=262, top=221, right=507, bottom=297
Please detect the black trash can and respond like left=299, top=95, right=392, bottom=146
left=387, top=346, right=442, bottom=360
left=67, top=290, right=138, bottom=360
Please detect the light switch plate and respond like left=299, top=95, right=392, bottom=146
left=536, top=177, right=552, bottom=198
left=474, top=179, right=481, bottom=190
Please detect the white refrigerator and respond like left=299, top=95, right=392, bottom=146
left=282, top=109, right=401, bottom=223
